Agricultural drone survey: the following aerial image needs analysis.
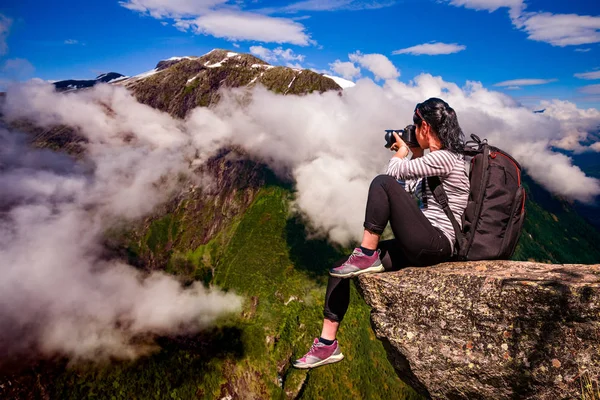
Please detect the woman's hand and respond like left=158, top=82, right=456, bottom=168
left=391, top=132, right=410, bottom=159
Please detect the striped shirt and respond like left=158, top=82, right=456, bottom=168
left=386, top=150, right=470, bottom=251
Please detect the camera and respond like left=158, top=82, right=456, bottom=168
left=384, top=125, right=420, bottom=149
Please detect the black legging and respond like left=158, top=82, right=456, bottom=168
left=323, top=175, right=452, bottom=322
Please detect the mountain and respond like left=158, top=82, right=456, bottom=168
left=53, top=72, right=127, bottom=92
left=1, top=49, right=599, bottom=399
left=116, top=49, right=342, bottom=118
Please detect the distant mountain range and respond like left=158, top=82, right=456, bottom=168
left=53, top=72, right=128, bottom=92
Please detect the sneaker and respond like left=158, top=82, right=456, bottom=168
left=329, top=248, right=384, bottom=278
left=292, top=338, right=344, bottom=369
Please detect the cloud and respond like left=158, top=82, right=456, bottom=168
left=521, top=13, right=600, bottom=47
left=0, top=13, right=12, bottom=56
left=574, top=70, right=600, bottom=80
left=177, top=12, right=312, bottom=45
left=447, top=1, right=600, bottom=47
left=506, top=86, right=521, bottom=90
left=250, top=46, right=305, bottom=63
left=579, top=84, right=600, bottom=95
left=541, top=99, right=600, bottom=153
left=259, top=0, right=397, bottom=13
left=392, top=42, right=466, bottom=56
left=118, top=0, right=228, bottom=18
left=448, top=0, right=524, bottom=12
left=494, top=78, right=557, bottom=87
left=1, top=58, right=35, bottom=83
left=120, top=0, right=312, bottom=45
left=286, top=62, right=304, bottom=69
left=348, top=52, right=399, bottom=81
left=448, top=0, right=525, bottom=20
left=329, top=60, right=361, bottom=80
left=0, top=82, right=242, bottom=363
left=64, top=39, right=79, bottom=45
left=575, top=48, right=591, bottom=52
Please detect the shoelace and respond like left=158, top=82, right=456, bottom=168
left=307, top=341, right=324, bottom=355
left=343, top=250, right=363, bottom=264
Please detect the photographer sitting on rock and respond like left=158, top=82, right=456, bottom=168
left=293, top=97, right=470, bottom=369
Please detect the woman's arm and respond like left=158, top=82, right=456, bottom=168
left=386, top=150, right=458, bottom=180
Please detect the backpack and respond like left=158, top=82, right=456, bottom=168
left=427, top=134, right=526, bottom=261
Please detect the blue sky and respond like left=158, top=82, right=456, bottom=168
left=1, top=0, right=599, bottom=108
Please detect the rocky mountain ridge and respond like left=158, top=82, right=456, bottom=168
left=53, top=72, right=127, bottom=92
left=118, top=49, right=343, bottom=118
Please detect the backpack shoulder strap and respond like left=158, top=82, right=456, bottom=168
left=427, top=176, right=464, bottom=254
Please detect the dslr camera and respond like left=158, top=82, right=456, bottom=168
left=384, top=125, right=420, bottom=149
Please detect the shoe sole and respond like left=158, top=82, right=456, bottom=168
left=329, top=265, right=384, bottom=278
left=293, top=353, right=345, bottom=369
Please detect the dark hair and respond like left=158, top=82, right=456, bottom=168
left=413, top=98, right=464, bottom=153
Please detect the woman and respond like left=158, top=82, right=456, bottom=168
left=293, top=97, right=470, bottom=369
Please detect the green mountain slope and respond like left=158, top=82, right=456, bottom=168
left=512, top=175, right=600, bottom=264
left=29, top=184, right=421, bottom=400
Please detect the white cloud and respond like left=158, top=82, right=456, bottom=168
left=250, top=46, right=305, bottom=63
left=64, top=39, right=79, bottom=45
left=260, top=0, right=396, bottom=13
left=448, top=0, right=525, bottom=20
left=574, top=70, right=600, bottom=80
left=506, top=86, right=521, bottom=90
left=120, top=0, right=313, bottom=45
left=494, top=78, right=557, bottom=87
left=575, top=48, right=591, bottom=52
left=541, top=99, right=600, bottom=153
left=178, top=12, right=312, bottom=45
left=579, top=84, right=600, bottom=95
left=0, top=13, right=12, bottom=56
left=0, top=82, right=242, bottom=362
left=1, top=58, right=35, bottom=81
left=118, top=0, right=228, bottom=18
left=392, top=42, right=466, bottom=56
left=521, top=13, right=600, bottom=47
left=286, top=62, right=304, bottom=69
left=329, top=60, right=361, bottom=80
left=447, top=1, right=600, bottom=47
left=348, top=51, right=399, bottom=81
left=448, top=0, right=523, bottom=12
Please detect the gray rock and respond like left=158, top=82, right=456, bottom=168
left=358, top=260, right=600, bottom=399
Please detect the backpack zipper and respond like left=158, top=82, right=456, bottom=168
left=490, top=151, right=521, bottom=186
left=491, top=151, right=525, bottom=214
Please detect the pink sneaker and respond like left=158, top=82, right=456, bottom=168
left=329, top=248, right=383, bottom=278
left=292, top=338, right=344, bottom=369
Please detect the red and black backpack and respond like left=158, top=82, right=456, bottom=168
left=428, top=134, right=526, bottom=261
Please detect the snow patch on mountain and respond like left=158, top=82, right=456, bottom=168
left=323, top=75, right=355, bottom=89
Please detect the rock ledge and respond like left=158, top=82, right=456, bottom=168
left=358, top=261, right=600, bottom=400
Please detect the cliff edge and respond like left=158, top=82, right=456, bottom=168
left=358, top=260, right=600, bottom=399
